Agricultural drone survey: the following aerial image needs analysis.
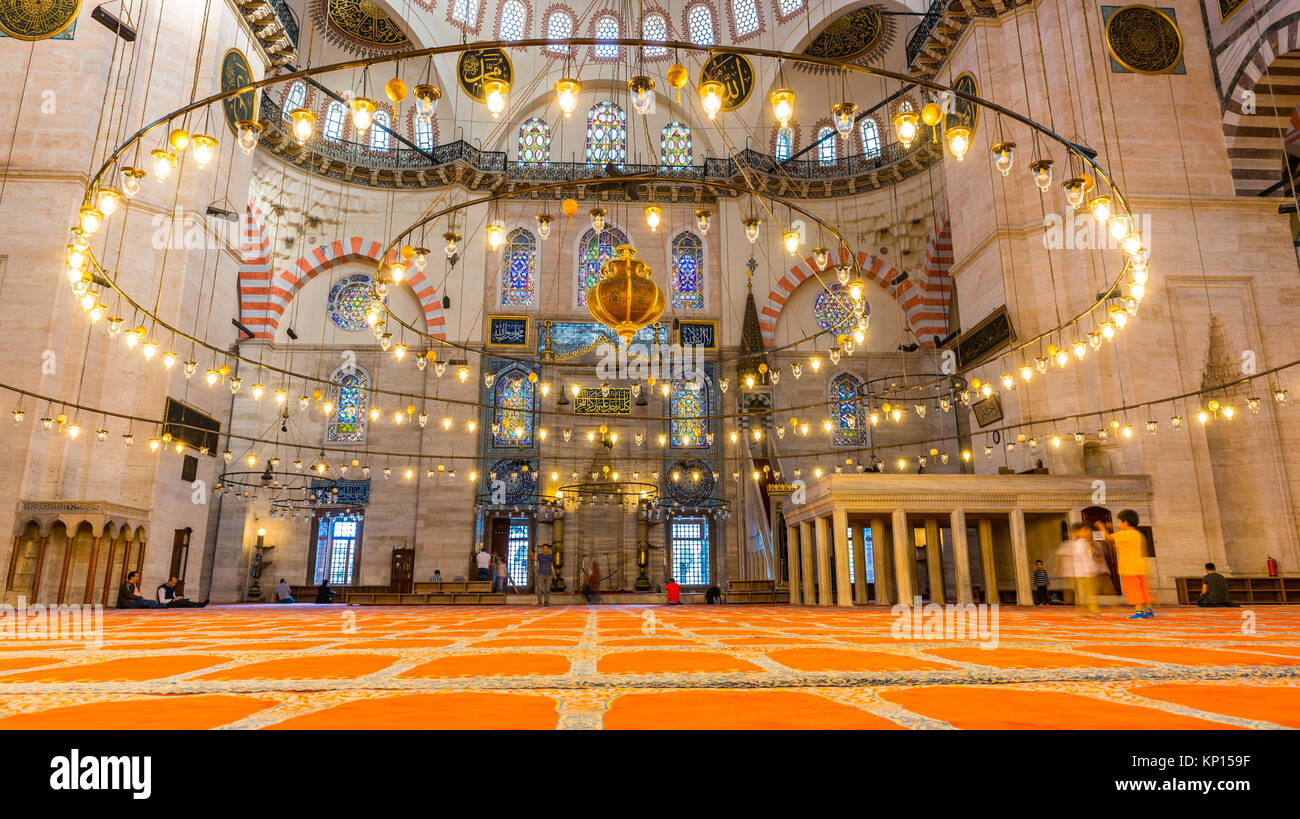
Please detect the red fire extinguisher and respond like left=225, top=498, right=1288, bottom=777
left=1267, top=555, right=1279, bottom=577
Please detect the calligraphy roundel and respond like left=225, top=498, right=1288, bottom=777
left=220, top=48, right=257, bottom=136
left=458, top=47, right=514, bottom=103
left=699, top=54, right=754, bottom=113
left=947, top=72, right=979, bottom=139
left=0, top=0, right=80, bottom=40
left=1105, top=5, right=1183, bottom=75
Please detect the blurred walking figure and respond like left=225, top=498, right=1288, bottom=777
left=1097, top=510, right=1154, bottom=619
left=1056, top=522, right=1104, bottom=616
left=584, top=559, right=602, bottom=605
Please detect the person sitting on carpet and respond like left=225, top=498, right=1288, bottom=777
left=274, top=578, right=293, bottom=603
left=705, top=585, right=722, bottom=604
left=665, top=578, right=681, bottom=605
left=315, top=578, right=335, bottom=604
left=1197, top=562, right=1238, bottom=607
left=116, top=571, right=162, bottom=609
left=156, top=577, right=209, bottom=608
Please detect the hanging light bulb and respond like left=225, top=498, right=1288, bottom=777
left=486, top=223, right=505, bottom=250
left=236, top=120, right=262, bottom=154
left=782, top=229, right=800, bottom=254
left=1088, top=195, right=1112, bottom=224
left=1028, top=158, right=1054, bottom=191
left=161, top=351, right=177, bottom=369
left=78, top=205, right=104, bottom=236
left=1110, top=304, right=1129, bottom=329
left=457, top=366, right=470, bottom=383
left=699, top=80, right=725, bottom=119
left=893, top=108, right=920, bottom=149
left=96, top=187, right=123, bottom=217
left=149, top=148, right=177, bottom=181
left=482, top=78, right=509, bottom=118
left=351, top=96, right=377, bottom=131
left=554, top=77, right=582, bottom=117
left=120, top=166, right=146, bottom=197
left=831, top=102, right=857, bottom=138
left=695, top=208, right=712, bottom=234
left=769, top=88, right=795, bottom=126
left=944, top=125, right=971, bottom=160
left=443, top=231, right=461, bottom=258
left=390, top=258, right=406, bottom=282
left=535, top=215, right=552, bottom=239
left=1273, top=388, right=1287, bottom=404
left=1108, top=212, right=1130, bottom=242
left=413, top=84, right=441, bottom=117
left=1062, top=177, right=1086, bottom=209
left=589, top=208, right=606, bottom=232
left=644, top=204, right=662, bottom=231
left=1121, top=231, right=1144, bottom=257
left=742, top=216, right=761, bottom=243
left=289, top=108, right=316, bottom=143
left=990, top=141, right=1015, bottom=175
left=628, top=75, right=654, bottom=115
left=191, top=134, right=218, bottom=168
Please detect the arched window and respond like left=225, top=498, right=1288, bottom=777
left=546, top=10, right=574, bottom=53
left=670, top=380, right=707, bottom=447
left=518, top=117, right=551, bottom=163
left=774, top=126, right=793, bottom=161
left=830, top=373, right=866, bottom=446
left=687, top=3, right=715, bottom=45
left=492, top=369, right=536, bottom=447
left=370, top=110, right=391, bottom=151
left=577, top=225, right=628, bottom=306
left=642, top=13, right=668, bottom=57
left=498, top=0, right=526, bottom=39
left=731, top=0, right=759, bottom=36
left=327, top=365, right=370, bottom=444
left=777, top=0, right=804, bottom=18
left=283, top=81, right=306, bottom=118
left=501, top=227, right=538, bottom=307
left=585, top=100, right=626, bottom=166
left=593, top=14, right=620, bottom=59
left=414, top=114, right=434, bottom=151
left=451, top=0, right=478, bottom=28
left=860, top=117, right=881, bottom=158
left=671, top=231, right=703, bottom=309
left=660, top=121, right=692, bottom=166
left=817, top=126, right=837, bottom=165
left=323, top=101, right=345, bottom=142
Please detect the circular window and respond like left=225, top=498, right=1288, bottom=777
left=328, top=274, right=380, bottom=331
left=814, top=284, right=867, bottom=334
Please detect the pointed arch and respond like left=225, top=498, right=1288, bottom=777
left=327, top=364, right=371, bottom=445
left=660, top=121, right=693, bottom=166
left=671, top=230, right=704, bottom=309
left=501, top=227, right=538, bottom=307
left=518, top=116, right=551, bottom=163
left=669, top=378, right=709, bottom=448
left=584, top=100, right=626, bottom=165
left=576, top=225, right=628, bottom=307
left=491, top=365, right=537, bottom=447
left=829, top=371, right=866, bottom=446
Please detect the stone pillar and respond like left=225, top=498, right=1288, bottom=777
left=950, top=509, right=973, bottom=606
left=83, top=536, right=101, bottom=604
left=891, top=509, right=913, bottom=603
left=978, top=519, right=997, bottom=604
left=853, top=521, right=869, bottom=604
left=32, top=536, right=47, bottom=601
left=1009, top=508, right=1032, bottom=605
left=786, top=524, right=802, bottom=605
left=871, top=518, right=891, bottom=604
left=552, top=517, right=566, bottom=591
left=5, top=535, right=19, bottom=591
left=799, top=521, right=815, bottom=604
left=814, top=516, right=832, bottom=606
left=924, top=518, right=944, bottom=603
left=832, top=508, right=852, bottom=607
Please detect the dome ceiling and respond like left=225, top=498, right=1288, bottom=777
left=310, top=0, right=412, bottom=56
left=795, top=4, right=896, bottom=74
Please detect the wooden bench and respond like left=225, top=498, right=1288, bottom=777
left=412, top=581, right=493, bottom=594
left=344, top=591, right=507, bottom=605
left=1175, top=576, right=1300, bottom=605
left=726, top=580, right=791, bottom=604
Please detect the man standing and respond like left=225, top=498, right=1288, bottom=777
left=535, top=543, right=554, bottom=607
left=116, top=571, right=162, bottom=609
left=476, top=547, right=492, bottom=581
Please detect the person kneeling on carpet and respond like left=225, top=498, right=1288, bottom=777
left=315, top=577, right=335, bottom=604
left=1197, top=562, right=1238, bottom=607
left=705, top=585, right=722, bottom=604
left=116, top=571, right=162, bottom=609
left=665, top=578, right=682, bottom=605
left=156, top=576, right=209, bottom=608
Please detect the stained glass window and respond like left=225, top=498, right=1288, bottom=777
left=546, top=10, right=573, bottom=53
left=642, top=13, right=667, bottom=57
left=670, top=380, right=707, bottom=447
left=451, top=0, right=477, bottom=27
left=493, top=370, right=536, bottom=447
left=585, top=100, right=627, bottom=166
left=501, top=227, right=538, bottom=307
left=777, top=0, right=804, bottom=16
left=593, top=15, right=620, bottom=59
left=327, top=366, right=370, bottom=444
left=577, top=225, right=628, bottom=306
left=813, top=284, right=853, bottom=333
left=660, top=122, right=692, bottom=167
left=518, top=117, right=551, bottom=163
left=415, top=113, right=434, bottom=150
left=671, top=517, right=710, bottom=585
left=688, top=3, right=715, bottom=45
left=323, top=101, right=345, bottom=141
left=671, top=232, right=703, bottom=309
left=817, top=126, right=837, bottom=164
left=328, top=274, right=378, bottom=331
left=774, top=126, right=792, bottom=161
left=283, top=81, right=306, bottom=118
left=861, top=117, right=881, bottom=158
left=731, top=0, right=759, bottom=35
left=831, top=373, right=866, bottom=447
left=499, top=0, right=526, bottom=39
left=370, top=110, right=390, bottom=151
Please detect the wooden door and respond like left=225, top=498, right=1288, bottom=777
left=390, top=548, right=414, bottom=593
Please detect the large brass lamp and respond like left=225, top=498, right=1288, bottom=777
left=586, top=244, right=665, bottom=345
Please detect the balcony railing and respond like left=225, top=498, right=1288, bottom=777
left=266, top=0, right=299, bottom=48
left=906, top=0, right=946, bottom=67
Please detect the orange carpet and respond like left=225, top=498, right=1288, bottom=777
left=0, top=603, right=1295, bottom=729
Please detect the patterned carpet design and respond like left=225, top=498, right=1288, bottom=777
left=0, top=604, right=1297, bottom=729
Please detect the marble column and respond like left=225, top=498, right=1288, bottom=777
left=978, top=518, right=997, bottom=604
left=814, top=515, right=832, bottom=606
left=832, top=508, right=853, bottom=607
left=891, top=509, right=913, bottom=603
left=786, top=524, right=802, bottom=605
left=853, top=521, right=869, bottom=604
left=871, top=518, right=892, bottom=604
left=799, top=521, right=815, bottom=604
left=924, top=518, right=944, bottom=603
left=1009, top=508, right=1032, bottom=605
left=950, top=509, right=973, bottom=606
left=83, top=536, right=101, bottom=604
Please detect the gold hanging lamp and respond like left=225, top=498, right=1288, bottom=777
left=585, top=245, right=665, bottom=345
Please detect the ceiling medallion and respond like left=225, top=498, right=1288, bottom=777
left=796, top=5, right=895, bottom=75
left=1105, top=5, right=1183, bottom=75
left=0, top=0, right=80, bottom=40
left=585, top=245, right=666, bottom=346
left=312, top=0, right=410, bottom=57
